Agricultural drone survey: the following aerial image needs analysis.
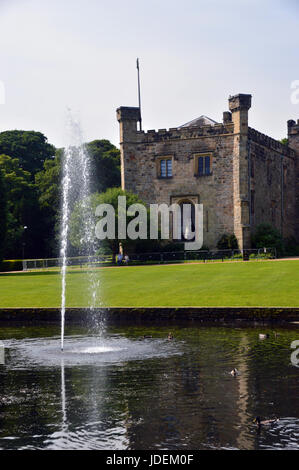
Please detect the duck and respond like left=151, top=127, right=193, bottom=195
left=253, top=416, right=279, bottom=427
left=259, top=333, right=270, bottom=340
left=142, top=335, right=152, bottom=339
left=230, top=368, right=239, bottom=376
left=168, top=332, right=173, bottom=340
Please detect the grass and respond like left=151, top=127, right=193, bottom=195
left=0, top=259, right=298, bottom=308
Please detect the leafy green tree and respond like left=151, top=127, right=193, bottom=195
left=0, top=169, right=7, bottom=262
left=0, top=130, right=55, bottom=176
left=0, top=154, right=44, bottom=258
left=86, top=140, right=120, bottom=193
left=35, top=140, right=120, bottom=217
left=251, top=223, right=283, bottom=255
left=69, top=188, right=149, bottom=261
left=35, top=149, right=62, bottom=255
left=217, top=233, right=238, bottom=250
left=35, top=149, right=62, bottom=212
left=35, top=141, right=120, bottom=256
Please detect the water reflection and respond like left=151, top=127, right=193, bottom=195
left=0, top=324, right=298, bottom=450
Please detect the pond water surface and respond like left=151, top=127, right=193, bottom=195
left=0, top=323, right=298, bottom=450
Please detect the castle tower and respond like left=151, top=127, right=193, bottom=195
left=229, top=94, right=252, bottom=250
left=116, top=106, right=140, bottom=191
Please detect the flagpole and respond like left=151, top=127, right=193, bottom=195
left=136, top=58, right=142, bottom=131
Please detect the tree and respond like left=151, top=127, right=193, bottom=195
left=0, top=130, right=55, bottom=176
left=35, top=140, right=121, bottom=256
left=251, top=223, right=283, bottom=255
left=217, top=233, right=238, bottom=250
left=86, top=140, right=120, bottom=193
left=35, top=149, right=62, bottom=255
left=0, top=169, right=7, bottom=262
left=0, top=154, right=43, bottom=258
left=69, top=187, right=149, bottom=261
left=35, top=140, right=120, bottom=213
left=35, top=149, right=62, bottom=212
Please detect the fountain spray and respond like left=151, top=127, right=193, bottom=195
left=60, top=113, right=98, bottom=351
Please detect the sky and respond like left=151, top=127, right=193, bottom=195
left=0, top=0, right=298, bottom=148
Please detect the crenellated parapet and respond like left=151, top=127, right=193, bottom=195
left=248, top=127, right=295, bottom=157
left=134, top=122, right=234, bottom=143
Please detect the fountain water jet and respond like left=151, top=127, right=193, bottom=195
left=60, top=113, right=99, bottom=351
left=60, top=143, right=71, bottom=351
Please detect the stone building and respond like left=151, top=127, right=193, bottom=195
left=117, top=94, right=299, bottom=250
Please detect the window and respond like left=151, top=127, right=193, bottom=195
left=195, top=154, right=212, bottom=176
left=157, top=157, right=173, bottom=178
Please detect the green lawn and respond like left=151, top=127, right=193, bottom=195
left=0, top=260, right=298, bottom=308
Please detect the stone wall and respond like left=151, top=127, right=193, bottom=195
left=248, top=127, right=297, bottom=240
left=287, top=120, right=299, bottom=238
left=0, top=307, right=298, bottom=323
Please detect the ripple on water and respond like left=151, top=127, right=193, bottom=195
left=3, top=335, right=181, bottom=368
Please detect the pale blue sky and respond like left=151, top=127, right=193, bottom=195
left=0, top=0, right=298, bottom=148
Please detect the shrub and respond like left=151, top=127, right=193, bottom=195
left=217, top=234, right=238, bottom=250
left=1, top=259, right=23, bottom=272
left=251, top=223, right=283, bottom=256
left=283, top=237, right=299, bottom=256
left=232, top=253, right=242, bottom=259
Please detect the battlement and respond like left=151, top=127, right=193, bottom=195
left=248, top=127, right=295, bottom=157
left=229, top=93, right=252, bottom=112
left=134, top=122, right=234, bottom=143
left=288, top=119, right=299, bottom=135
left=116, top=106, right=141, bottom=122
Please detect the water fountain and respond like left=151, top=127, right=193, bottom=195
left=60, top=113, right=99, bottom=351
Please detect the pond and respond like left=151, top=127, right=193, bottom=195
left=0, top=322, right=298, bottom=450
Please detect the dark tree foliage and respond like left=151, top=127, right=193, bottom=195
left=35, top=141, right=120, bottom=256
left=86, top=140, right=121, bottom=193
left=0, top=169, right=7, bottom=262
left=217, top=233, right=238, bottom=250
left=69, top=188, right=152, bottom=261
left=0, top=130, right=55, bottom=176
left=35, top=149, right=62, bottom=256
left=0, top=132, right=120, bottom=259
left=0, top=154, right=47, bottom=259
left=251, top=223, right=283, bottom=255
